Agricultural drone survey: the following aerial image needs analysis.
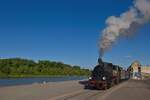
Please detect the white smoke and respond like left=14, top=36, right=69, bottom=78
left=100, top=0, right=150, bottom=57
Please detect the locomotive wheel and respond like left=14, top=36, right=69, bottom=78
left=104, top=83, right=108, bottom=90
left=96, top=83, right=102, bottom=90
left=107, top=82, right=112, bottom=89
left=96, top=83, right=108, bottom=90
left=114, top=79, right=119, bottom=84
left=111, top=80, right=115, bottom=86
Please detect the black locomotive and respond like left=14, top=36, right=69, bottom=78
left=88, top=58, right=127, bottom=90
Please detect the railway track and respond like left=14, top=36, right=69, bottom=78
left=55, top=90, right=103, bottom=100
left=50, top=80, right=128, bottom=100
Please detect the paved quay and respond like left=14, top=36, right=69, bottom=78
left=104, top=79, right=150, bottom=100
left=0, top=79, right=150, bottom=100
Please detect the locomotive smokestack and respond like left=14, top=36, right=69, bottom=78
left=99, top=0, right=150, bottom=56
left=98, top=58, right=104, bottom=67
left=98, top=58, right=102, bottom=64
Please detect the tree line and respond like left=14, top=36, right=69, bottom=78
left=0, top=58, right=91, bottom=78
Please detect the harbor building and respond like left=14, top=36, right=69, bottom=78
left=128, top=61, right=141, bottom=79
left=128, top=61, right=150, bottom=79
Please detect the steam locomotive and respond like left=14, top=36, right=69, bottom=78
left=88, top=58, right=128, bottom=90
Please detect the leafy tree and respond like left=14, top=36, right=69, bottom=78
left=0, top=58, right=91, bottom=78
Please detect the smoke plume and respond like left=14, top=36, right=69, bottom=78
left=99, top=0, right=150, bottom=57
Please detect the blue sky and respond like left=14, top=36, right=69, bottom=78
left=0, top=0, right=149, bottom=69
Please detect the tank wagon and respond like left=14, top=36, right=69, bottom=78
left=87, top=58, right=128, bottom=90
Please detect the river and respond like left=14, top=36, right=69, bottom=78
left=0, top=76, right=87, bottom=87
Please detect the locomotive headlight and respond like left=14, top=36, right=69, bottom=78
left=88, top=77, right=92, bottom=80
left=102, top=76, right=106, bottom=80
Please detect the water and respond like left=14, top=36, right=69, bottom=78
left=0, top=76, right=87, bottom=87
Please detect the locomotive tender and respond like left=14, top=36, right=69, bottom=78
left=88, top=58, right=128, bottom=90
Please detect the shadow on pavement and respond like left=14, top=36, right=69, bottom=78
left=78, top=79, right=129, bottom=91
left=78, top=80, right=102, bottom=91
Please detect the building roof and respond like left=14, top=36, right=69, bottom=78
left=131, top=60, right=141, bottom=66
